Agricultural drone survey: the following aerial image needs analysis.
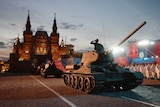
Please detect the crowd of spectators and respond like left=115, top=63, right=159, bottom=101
left=125, top=63, right=160, bottom=80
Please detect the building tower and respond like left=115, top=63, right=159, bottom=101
left=50, top=13, right=60, bottom=60
left=23, top=10, right=33, bottom=60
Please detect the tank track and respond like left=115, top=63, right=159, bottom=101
left=63, top=73, right=98, bottom=93
left=63, top=72, right=143, bottom=93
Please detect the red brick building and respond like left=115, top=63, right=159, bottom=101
left=9, top=12, right=73, bottom=72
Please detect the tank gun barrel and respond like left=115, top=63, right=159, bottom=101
left=106, top=21, right=146, bottom=54
left=117, top=21, right=146, bottom=46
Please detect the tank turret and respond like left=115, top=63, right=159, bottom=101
left=63, top=21, right=146, bottom=93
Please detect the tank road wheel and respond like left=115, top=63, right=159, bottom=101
left=64, top=75, right=69, bottom=86
left=84, top=77, right=91, bottom=93
left=70, top=75, right=74, bottom=87
left=73, top=76, right=78, bottom=89
left=90, top=77, right=95, bottom=90
left=78, top=77, right=84, bottom=91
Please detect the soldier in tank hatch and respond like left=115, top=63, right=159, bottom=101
left=90, top=39, right=105, bottom=53
left=90, top=39, right=114, bottom=64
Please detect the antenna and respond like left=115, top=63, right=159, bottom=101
left=65, top=35, right=67, bottom=45
left=102, top=23, right=105, bottom=49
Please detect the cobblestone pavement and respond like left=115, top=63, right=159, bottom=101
left=0, top=74, right=160, bottom=107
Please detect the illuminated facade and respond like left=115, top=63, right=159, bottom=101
left=127, top=40, right=160, bottom=59
left=114, top=39, right=160, bottom=66
left=9, top=12, right=73, bottom=72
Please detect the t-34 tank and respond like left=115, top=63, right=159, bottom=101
left=63, top=21, right=146, bottom=93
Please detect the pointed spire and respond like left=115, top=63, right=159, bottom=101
left=15, top=34, right=20, bottom=45
left=26, top=10, right=31, bottom=31
left=52, top=13, right=57, bottom=33
left=54, top=13, right=56, bottom=19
